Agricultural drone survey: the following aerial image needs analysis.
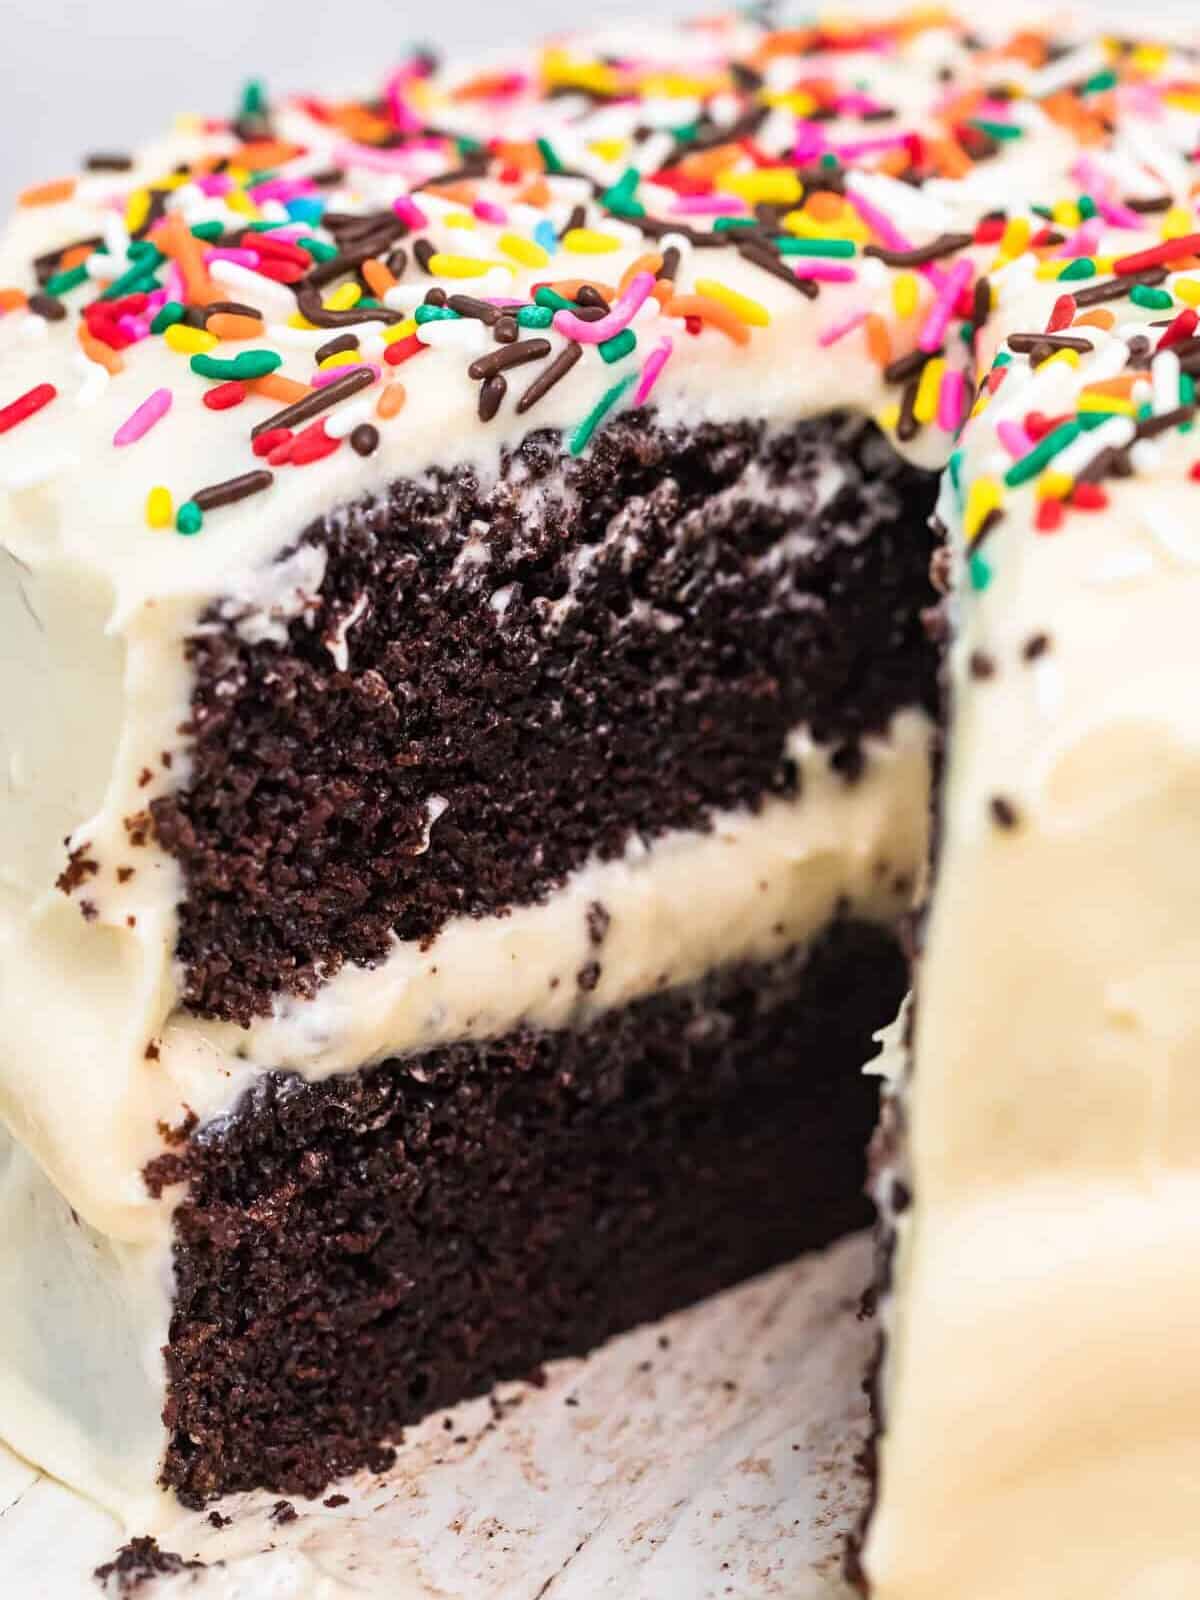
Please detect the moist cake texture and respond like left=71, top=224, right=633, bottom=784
left=4, top=9, right=1200, bottom=1598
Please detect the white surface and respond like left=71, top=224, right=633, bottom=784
left=1, top=1236, right=873, bottom=1599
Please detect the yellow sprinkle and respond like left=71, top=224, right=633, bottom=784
left=892, top=272, right=920, bottom=319
left=588, top=139, right=627, bottom=163
left=1162, top=206, right=1195, bottom=241
left=318, top=349, right=361, bottom=370
left=717, top=169, right=803, bottom=207
left=1091, top=255, right=1115, bottom=273
left=426, top=253, right=500, bottom=278
left=287, top=312, right=317, bottom=330
left=1164, top=90, right=1200, bottom=113
left=877, top=403, right=901, bottom=433
left=561, top=228, right=622, bottom=255
left=498, top=232, right=550, bottom=268
left=1132, top=43, right=1169, bottom=73
left=381, top=317, right=418, bottom=343
left=1174, top=278, right=1200, bottom=307
left=1037, top=470, right=1074, bottom=502
left=1042, top=347, right=1081, bottom=370
left=540, top=48, right=622, bottom=97
left=225, top=166, right=251, bottom=186
left=762, top=90, right=818, bottom=118
left=225, top=189, right=258, bottom=220
left=125, top=188, right=151, bottom=234
left=963, top=476, right=1004, bottom=543
left=443, top=212, right=477, bottom=230
left=693, top=278, right=770, bottom=327
left=914, top=357, right=946, bottom=425
left=164, top=323, right=219, bottom=355
left=324, top=282, right=362, bottom=312
left=999, top=216, right=1031, bottom=259
left=1078, top=393, right=1137, bottom=416
left=639, top=72, right=722, bottom=99
left=1051, top=200, right=1081, bottom=229
left=145, top=486, right=173, bottom=529
left=1034, top=260, right=1069, bottom=281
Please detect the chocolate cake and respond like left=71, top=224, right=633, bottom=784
left=4, top=9, right=1200, bottom=1597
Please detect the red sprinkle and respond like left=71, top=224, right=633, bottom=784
left=1036, top=497, right=1065, bottom=533
left=1047, top=295, right=1077, bottom=334
left=1071, top=483, right=1108, bottom=511
left=289, top=419, right=341, bottom=465
left=974, top=217, right=1005, bottom=245
left=1157, top=308, right=1199, bottom=351
left=1190, top=462, right=1200, bottom=482
left=1025, top=410, right=1072, bottom=442
left=241, top=232, right=310, bottom=265
left=1113, top=234, right=1200, bottom=275
left=203, top=380, right=248, bottom=411
left=252, top=258, right=308, bottom=284
left=254, top=427, right=293, bottom=458
left=383, top=333, right=428, bottom=366
left=0, top=381, right=56, bottom=434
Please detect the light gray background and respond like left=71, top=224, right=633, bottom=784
left=0, top=0, right=1190, bottom=209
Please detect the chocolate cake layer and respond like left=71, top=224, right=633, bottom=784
left=147, top=919, right=906, bottom=1507
left=151, top=412, right=938, bottom=1023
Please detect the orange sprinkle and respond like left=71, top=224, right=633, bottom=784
left=206, top=312, right=265, bottom=341
left=248, top=373, right=310, bottom=404
left=77, top=323, right=124, bottom=374
left=496, top=141, right=542, bottom=174
left=0, top=288, right=28, bottom=314
left=361, top=257, right=397, bottom=298
left=454, top=70, right=519, bottom=100
left=677, top=142, right=742, bottom=182
left=229, top=139, right=303, bottom=170
left=663, top=294, right=751, bottom=346
left=1074, top=308, right=1116, bottom=332
left=376, top=381, right=406, bottom=420
left=19, top=177, right=76, bottom=208
left=928, top=136, right=973, bottom=180
left=619, top=253, right=663, bottom=295
left=1081, top=375, right=1139, bottom=399
left=865, top=313, right=892, bottom=368
left=546, top=278, right=618, bottom=301
left=59, top=242, right=95, bottom=271
left=518, top=177, right=551, bottom=207
left=750, top=28, right=819, bottom=66
left=327, top=104, right=392, bottom=145
left=156, top=211, right=216, bottom=306
left=422, top=180, right=478, bottom=206
left=804, top=191, right=845, bottom=224
left=1000, top=30, right=1051, bottom=69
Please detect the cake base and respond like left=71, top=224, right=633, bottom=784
left=147, top=920, right=905, bottom=1507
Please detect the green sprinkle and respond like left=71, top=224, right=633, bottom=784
left=176, top=500, right=204, bottom=536
left=774, top=236, right=856, bottom=258
left=970, top=119, right=1024, bottom=142
left=993, top=351, right=1013, bottom=367
left=1004, top=421, right=1083, bottom=488
left=1081, top=68, right=1118, bottom=94
left=99, top=262, right=162, bottom=301
left=598, top=328, right=637, bottom=364
left=190, top=349, right=283, bottom=381
left=456, top=135, right=484, bottom=157
left=150, top=301, right=186, bottom=334
left=127, top=239, right=162, bottom=262
left=602, top=168, right=644, bottom=218
left=534, top=286, right=578, bottom=312
left=414, top=303, right=460, bottom=324
left=712, top=216, right=758, bottom=232
left=570, top=372, right=636, bottom=456
left=1077, top=194, right=1098, bottom=220
left=536, top=137, right=565, bottom=176
left=1078, top=409, right=1119, bottom=432
left=968, top=550, right=992, bottom=592
left=1058, top=258, right=1097, bottom=282
left=189, top=220, right=225, bottom=243
left=239, top=79, right=268, bottom=119
left=43, top=263, right=88, bottom=297
left=669, top=119, right=700, bottom=145
left=516, top=305, right=555, bottom=329
left=1131, top=284, right=1174, bottom=311
left=1182, top=372, right=1195, bottom=431
left=948, top=450, right=963, bottom=494
left=296, top=235, right=337, bottom=262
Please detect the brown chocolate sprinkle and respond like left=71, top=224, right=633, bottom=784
left=1022, top=632, right=1051, bottom=662
left=250, top=367, right=377, bottom=439
left=468, top=338, right=552, bottom=380
left=989, top=796, right=1020, bottom=829
left=447, top=294, right=500, bottom=325
left=28, top=292, right=67, bottom=321
left=515, top=341, right=583, bottom=415
left=865, top=232, right=974, bottom=268
left=192, top=470, right=273, bottom=512
left=968, top=650, right=996, bottom=679
left=1071, top=267, right=1168, bottom=307
left=659, top=246, right=681, bottom=282
left=897, top=378, right=920, bottom=442
left=478, top=373, right=507, bottom=422
left=493, top=314, right=519, bottom=344
left=576, top=284, right=610, bottom=312
left=1008, top=332, right=1095, bottom=355
left=1124, top=194, right=1173, bottom=214
left=294, top=284, right=402, bottom=329
left=84, top=152, right=134, bottom=172
left=204, top=300, right=263, bottom=322
left=412, top=237, right=435, bottom=273
left=1136, top=403, right=1197, bottom=441
left=884, top=347, right=938, bottom=385
left=314, top=333, right=360, bottom=364
left=736, top=240, right=819, bottom=298
left=349, top=423, right=380, bottom=457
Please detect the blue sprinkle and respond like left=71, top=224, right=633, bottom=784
left=285, top=197, right=325, bottom=224
left=533, top=219, right=558, bottom=255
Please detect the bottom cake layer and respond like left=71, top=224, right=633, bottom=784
left=147, top=920, right=906, bottom=1507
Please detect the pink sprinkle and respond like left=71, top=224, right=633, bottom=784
left=393, top=195, right=429, bottom=229
left=164, top=262, right=186, bottom=303
left=385, top=69, right=425, bottom=134
left=919, top=258, right=973, bottom=353
left=1061, top=217, right=1104, bottom=258
left=116, top=314, right=151, bottom=342
left=195, top=174, right=233, bottom=197
left=553, top=271, right=656, bottom=344
left=843, top=187, right=913, bottom=257
left=113, top=387, right=172, bottom=448
left=819, top=308, right=868, bottom=348
left=831, top=134, right=914, bottom=162
left=936, top=368, right=966, bottom=434
left=473, top=199, right=508, bottom=225
left=310, top=362, right=381, bottom=388
left=793, top=120, right=826, bottom=163
left=1095, top=196, right=1144, bottom=230
left=250, top=178, right=318, bottom=205
left=671, top=194, right=746, bottom=216
left=634, top=337, right=673, bottom=406
left=205, top=247, right=260, bottom=268
left=995, top=418, right=1033, bottom=459
left=788, top=260, right=857, bottom=284
left=833, top=92, right=885, bottom=116
left=336, top=141, right=427, bottom=173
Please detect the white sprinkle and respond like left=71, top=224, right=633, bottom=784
left=209, top=258, right=297, bottom=318
left=1053, top=416, right=1136, bottom=480
left=1152, top=348, right=1182, bottom=415
left=73, top=361, right=110, bottom=410
left=415, top=319, right=491, bottom=353
left=383, top=283, right=431, bottom=312
left=324, top=398, right=373, bottom=440
left=1025, top=42, right=1110, bottom=101
left=1130, top=439, right=1162, bottom=475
